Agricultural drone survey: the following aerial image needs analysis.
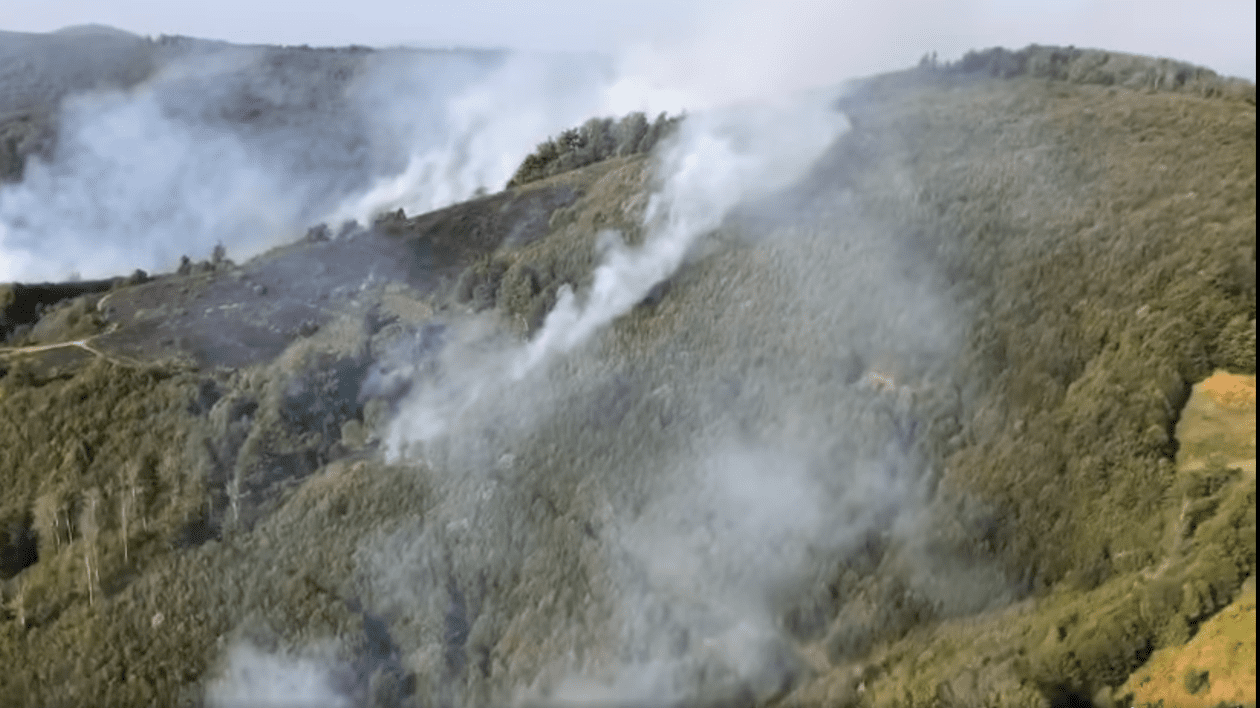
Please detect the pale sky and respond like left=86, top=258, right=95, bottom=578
left=1, top=0, right=1254, bottom=80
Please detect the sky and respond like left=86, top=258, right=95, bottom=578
left=1, top=0, right=1255, bottom=80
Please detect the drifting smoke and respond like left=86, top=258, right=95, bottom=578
left=0, top=44, right=622, bottom=282
left=571, top=441, right=914, bottom=706
left=207, top=642, right=352, bottom=708
left=0, top=51, right=306, bottom=281
left=327, top=52, right=616, bottom=226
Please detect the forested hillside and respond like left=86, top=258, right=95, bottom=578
left=0, top=37, right=1254, bottom=708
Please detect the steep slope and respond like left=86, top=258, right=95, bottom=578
left=0, top=45, right=1255, bottom=708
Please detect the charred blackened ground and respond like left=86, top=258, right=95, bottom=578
left=0, top=44, right=1255, bottom=708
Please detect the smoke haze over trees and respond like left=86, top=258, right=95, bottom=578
left=0, top=16, right=1255, bottom=708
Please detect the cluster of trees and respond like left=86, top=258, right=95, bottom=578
left=915, top=44, right=1250, bottom=96
left=507, top=111, right=681, bottom=188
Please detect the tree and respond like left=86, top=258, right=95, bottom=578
left=80, top=488, right=100, bottom=606
left=32, top=492, right=63, bottom=554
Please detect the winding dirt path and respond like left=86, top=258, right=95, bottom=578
left=0, top=332, right=144, bottom=368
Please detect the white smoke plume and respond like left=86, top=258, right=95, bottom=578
left=0, top=45, right=622, bottom=282
left=327, top=51, right=617, bottom=226
left=0, top=51, right=306, bottom=281
left=206, top=642, right=352, bottom=708
left=516, top=98, right=847, bottom=376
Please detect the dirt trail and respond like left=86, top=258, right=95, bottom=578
left=0, top=333, right=142, bottom=368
